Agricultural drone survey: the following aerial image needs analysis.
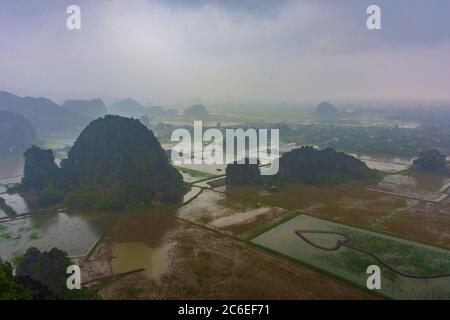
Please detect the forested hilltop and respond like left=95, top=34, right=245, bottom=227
left=275, top=146, right=376, bottom=185
left=224, top=147, right=376, bottom=187
left=20, top=115, right=185, bottom=210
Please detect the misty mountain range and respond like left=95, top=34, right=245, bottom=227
left=0, top=91, right=181, bottom=137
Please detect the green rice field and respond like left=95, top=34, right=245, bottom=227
left=251, top=214, right=450, bottom=299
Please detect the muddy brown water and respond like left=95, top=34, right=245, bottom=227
left=111, top=242, right=172, bottom=280
left=0, top=210, right=117, bottom=260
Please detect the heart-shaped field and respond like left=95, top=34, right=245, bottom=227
left=295, top=230, right=351, bottom=251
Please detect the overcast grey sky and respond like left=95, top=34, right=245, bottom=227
left=1, top=0, right=450, bottom=106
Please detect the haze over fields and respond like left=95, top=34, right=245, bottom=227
left=1, top=0, right=450, bottom=106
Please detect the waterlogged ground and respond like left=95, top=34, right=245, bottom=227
left=111, top=242, right=172, bottom=280
left=252, top=215, right=450, bottom=299
left=1, top=155, right=448, bottom=299
left=0, top=193, right=30, bottom=216
left=225, top=174, right=450, bottom=249
left=0, top=210, right=117, bottom=260
left=351, top=153, right=412, bottom=173
left=12, top=168, right=441, bottom=299
left=0, top=155, right=23, bottom=184
left=176, top=189, right=292, bottom=239
left=88, top=211, right=376, bottom=299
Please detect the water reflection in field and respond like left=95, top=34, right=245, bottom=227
left=0, top=193, right=30, bottom=215
left=0, top=210, right=116, bottom=260
left=111, top=242, right=172, bottom=280
left=252, top=214, right=450, bottom=299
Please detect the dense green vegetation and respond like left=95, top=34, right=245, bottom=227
left=278, top=123, right=450, bottom=157
left=21, top=115, right=185, bottom=210
left=274, top=146, right=375, bottom=185
left=226, top=159, right=261, bottom=185
left=20, top=146, right=64, bottom=207
left=413, top=149, right=448, bottom=174
left=22, top=146, right=60, bottom=192
left=16, top=247, right=87, bottom=299
left=0, top=111, right=37, bottom=156
left=0, top=258, right=32, bottom=300
left=62, top=99, right=107, bottom=119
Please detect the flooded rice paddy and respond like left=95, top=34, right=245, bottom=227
left=176, top=189, right=290, bottom=238
left=351, top=153, right=412, bottom=173
left=90, top=211, right=375, bottom=299
left=1, top=151, right=449, bottom=299
left=252, top=214, right=450, bottom=299
left=224, top=174, right=450, bottom=248
left=0, top=210, right=117, bottom=260
left=0, top=193, right=30, bottom=216
left=111, top=242, right=172, bottom=280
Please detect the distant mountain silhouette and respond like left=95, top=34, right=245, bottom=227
left=0, top=91, right=89, bottom=134
left=316, top=101, right=339, bottom=117
left=0, top=111, right=37, bottom=155
left=146, top=106, right=177, bottom=117
left=62, top=99, right=107, bottom=119
left=184, top=104, right=209, bottom=117
left=108, top=98, right=146, bottom=118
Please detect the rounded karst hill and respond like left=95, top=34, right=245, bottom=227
left=183, top=104, right=209, bottom=117
left=61, top=115, right=185, bottom=209
left=316, top=101, right=339, bottom=117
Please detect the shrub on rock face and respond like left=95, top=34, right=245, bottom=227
left=413, top=149, right=448, bottom=174
left=0, top=258, right=32, bottom=300
left=15, top=247, right=87, bottom=299
left=226, top=158, right=261, bottom=185
left=21, top=146, right=60, bottom=192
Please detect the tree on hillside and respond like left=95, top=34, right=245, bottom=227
left=183, top=104, right=209, bottom=118
left=15, top=247, right=85, bottom=299
left=413, top=149, right=448, bottom=173
left=0, top=258, right=32, bottom=300
left=226, top=158, right=261, bottom=185
left=21, top=146, right=60, bottom=192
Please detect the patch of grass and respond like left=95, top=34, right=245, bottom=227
left=31, top=223, right=41, bottom=230
left=0, top=232, right=12, bottom=240
left=194, top=265, right=211, bottom=286
left=11, top=251, right=25, bottom=267
left=252, top=214, right=450, bottom=299
left=29, top=230, right=40, bottom=240
left=392, top=200, right=408, bottom=210
left=245, top=211, right=300, bottom=240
